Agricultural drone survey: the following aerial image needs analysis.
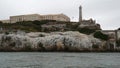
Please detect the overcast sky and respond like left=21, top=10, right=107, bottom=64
left=0, top=0, right=120, bottom=30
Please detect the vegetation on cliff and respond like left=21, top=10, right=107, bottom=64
left=77, top=27, right=96, bottom=35
left=0, top=20, right=57, bottom=32
left=118, top=28, right=120, bottom=30
left=0, top=20, right=101, bottom=33
left=93, top=31, right=109, bottom=41
left=1, top=20, right=118, bottom=52
left=116, top=39, right=120, bottom=47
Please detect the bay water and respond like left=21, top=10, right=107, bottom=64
left=0, top=52, right=120, bottom=68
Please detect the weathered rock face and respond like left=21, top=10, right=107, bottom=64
left=0, top=31, right=101, bottom=51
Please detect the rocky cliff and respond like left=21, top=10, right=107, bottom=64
left=0, top=31, right=102, bottom=52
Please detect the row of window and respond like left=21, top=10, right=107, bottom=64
left=11, top=16, right=40, bottom=21
left=10, top=15, right=69, bottom=22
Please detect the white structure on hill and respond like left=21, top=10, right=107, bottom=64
left=79, top=6, right=82, bottom=23
left=79, top=5, right=100, bottom=29
left=0, top=13, right=70, bottom=23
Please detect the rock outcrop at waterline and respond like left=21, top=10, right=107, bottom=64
left=0, top=31, right=101, bottom=51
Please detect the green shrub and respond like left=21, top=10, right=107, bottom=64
left=118, top=28, right=120, bottom=30
left=0, top=21, right=3, bottom=24
left=78, top=27, right=96, bottom=35
left=94, top=31, right=109, bottom=41
left=39, top=34, right=45, bottom=37
left=116, top=39, right=120, bottom=47
left=5, top=32, right=9, bottom=35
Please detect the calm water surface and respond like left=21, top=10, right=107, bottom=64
left=0, top=52, right=120, bottom=68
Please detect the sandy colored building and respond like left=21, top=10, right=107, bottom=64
left=10, top=14, right=42, bottom=23
left=0, top=13, right=70, bottom=23
left=78, top=6, right=101, bottom=30
left=42, top=14, right=70, bottom=22
left=0, top=19, right=10, bottom=23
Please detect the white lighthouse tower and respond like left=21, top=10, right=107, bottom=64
left=79, top=6, right=82, bottom=24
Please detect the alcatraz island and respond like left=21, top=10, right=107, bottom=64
left=0, top=6, right=120, bottom=52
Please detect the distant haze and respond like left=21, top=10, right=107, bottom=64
left=0, top=0, right=120, bottom=30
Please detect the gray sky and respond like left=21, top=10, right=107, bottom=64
left=0, top=0, right=120, bottom=30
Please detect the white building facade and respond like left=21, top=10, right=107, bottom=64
left=0, top=20, right=10, bottom=23
left=0, top=13, right=70, bottom=23
left=10, top=14, right=42, bottom=23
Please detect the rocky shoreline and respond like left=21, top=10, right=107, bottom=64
left=0, top=31, right=119, bottom=52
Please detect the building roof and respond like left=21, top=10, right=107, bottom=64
left=10, top=14, right=40, bottom=17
